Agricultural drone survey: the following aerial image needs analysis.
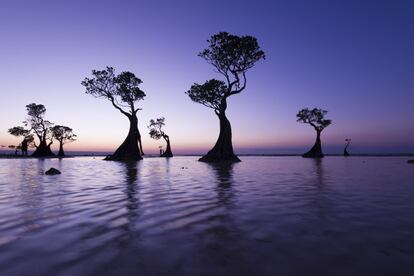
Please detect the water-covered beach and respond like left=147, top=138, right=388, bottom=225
left=0, top=156, right=413, bottom=275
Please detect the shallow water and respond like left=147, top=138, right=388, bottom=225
left=0, top=156, right=413, bottom=275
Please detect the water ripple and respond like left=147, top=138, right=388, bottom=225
left=0, top=156, right=413, bottom=275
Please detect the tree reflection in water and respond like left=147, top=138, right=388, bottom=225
left=209, top=162, right=235, bottom=207
left=119, top=161, right=141, bottom=247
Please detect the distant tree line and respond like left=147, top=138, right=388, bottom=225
left=6, top=32, right=352, bottom=161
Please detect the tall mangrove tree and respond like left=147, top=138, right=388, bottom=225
left=186, top=32, right=265, bottom=163
left=82, top=67, right=146, bottom=161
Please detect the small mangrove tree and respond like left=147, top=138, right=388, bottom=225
left=51, top=125, right=77, bottom=157
left=148, top=117, right=173, bottom=157
left=297, top=108, right=332, bottom=158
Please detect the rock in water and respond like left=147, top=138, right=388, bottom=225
left=408, top=160, right=414, bottom=164
left=45, top=168, right=61, bottom=175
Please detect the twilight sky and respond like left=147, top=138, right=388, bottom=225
left=0, top=0, right=413, bottom=154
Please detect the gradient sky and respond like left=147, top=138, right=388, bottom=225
left=0, top=0, right=413, bottom=154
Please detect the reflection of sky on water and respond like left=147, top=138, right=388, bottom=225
left=0, top=156, right=413, bottom=275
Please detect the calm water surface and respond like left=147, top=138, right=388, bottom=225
left=0, top=156, right=413, bottom=276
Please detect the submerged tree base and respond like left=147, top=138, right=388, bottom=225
left=302, top=152, right=324, bottom=158
left=302, top=147, right=324, bottom=158
left=302, top=139, right=324, bottom=158
left=199, top=152, right=241, bottom=163
left=161, top=151, right=173, bottom=158
left=104, top=155, right=143, bottom=161
left=32, top=147, right=55, bottom=158
left=105, top=117, right=144, bottom=162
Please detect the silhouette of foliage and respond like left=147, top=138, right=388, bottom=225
left=186, top=79, right=227, bottom=113
left=148, top=118, right=166, bottom=140
left=8, top=126, right=31, bottom=138
left=186, top=32, right=265, bottom=162
left=199, top=32, right=265, bottom=86
left=82, top=67, right=146, bottom=160
left=51, top=125, right=76, bottom=144
left=296, top=108, right=332, bottom=131
left=188, top=32, right=266, bottom=107
left=82, top=67, right=145, bottom=116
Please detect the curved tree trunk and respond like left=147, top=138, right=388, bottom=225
left=32, top=139, right=55, bottom=157
left=106, top=114, right=143, bottom=161
left=303, top=130, right=324, bottom=158
left=161, top=136, right=173, bottom=157
left=199, top=110, right=240, bottom=163
left=57, top=141, right=65, bottom=157
left=344, top=142, right=350, bottom=156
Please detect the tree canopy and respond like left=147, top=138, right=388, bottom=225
left=199, top=32, right=265, bottom=89
left=51, top=125, right=77, bottom=144
left=186, top=79, right=227, bottom=112
left=8, top=126, right=31, bottom=138
left=296, top=108, right=332, bottom=131
left=23, top=103, right=54, bottom=142
left=186, top=32, right=265, bottom=114
left=148, top=117, right=167, bottom=140
left=8, top=127, right=34, bottom=147
left=81, top=67, right=146, bottom=117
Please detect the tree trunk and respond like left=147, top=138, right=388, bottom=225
left=344, top=148, right=350, bottom=156
left=344, top=142, right=350, bottom=156
left=161, top=136, right=173, bottom=157
left=57, top=141, right=65, bottom=157
left=303, top=130, right=324, bottom=158
left=199, top=110, right=240, bottom=163
left=32, top=138, right=55, bottom=157
left=138, top=131, right=144, bottom=156
left=106, top=114, right=143, bottom=161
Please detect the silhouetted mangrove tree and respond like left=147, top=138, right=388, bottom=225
left=82, top=67, right=146, bottom=161
left=51, top=125, right=77, bottom=157
left=297, top=108, right=332, bottom=158
left=186, top=32, right=265, bottom=163
left=148, top=117, right=173, bottom=157
left=344, top=138, right=351, bottom=156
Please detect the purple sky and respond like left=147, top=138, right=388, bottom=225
left=0, top=0, right=413, bottom=154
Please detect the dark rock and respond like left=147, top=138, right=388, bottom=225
left=408, top=160, right=414, bottom=164
left=45, top=168, right=61, bottom=175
